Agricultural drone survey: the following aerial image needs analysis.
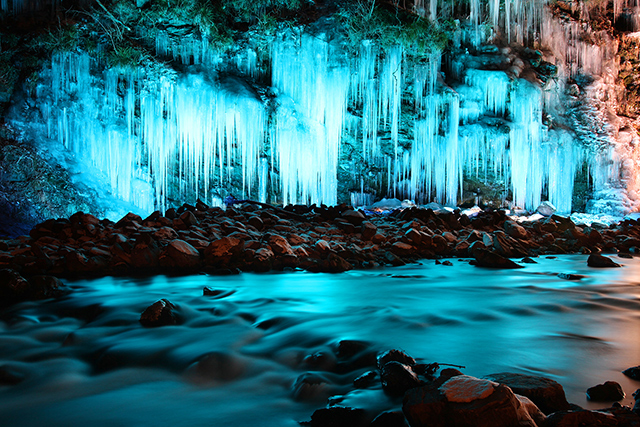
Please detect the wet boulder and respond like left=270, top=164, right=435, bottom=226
left=623, top=366, right=640, bottom=380
left=472, top=248, right=524, bottom=269
left=268, top=234, right=294, bottom=256
left=485, top=372, right=570, bottom=414
left=587, top=254, right=621, bottom=268
left=204, top=237, right=243, bottom=265
left=381, top=361, right=422, bottom=397
left=403, top=375, right=540, bottom=427
left=319, top=253, right=353, bottom=273
left=305, top=406, right=368, bottom=427
left=361, top=221, right=378, bottom=241
left=341, top=209, right=366, bottom=225
left=354, top=371, right=378, bottom=389
left=0, top=269, right=66, bottom=306
left=504, top=220, right=528, bottom=239
left=545, top=409, right=618, bottom=427
left=139, top=299, right=178, bottom=327
left=586, top=381, right=625, bottom=401
left=371, top=410, right=409, bottom=427
left=159, top=239, right=201, bottom=269
left=377, top=349, right=416, bottom=369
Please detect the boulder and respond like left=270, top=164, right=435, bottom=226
left=545, top=409, right=618, bottom=427
left=536, top=201, right=556, bottom=217
left=473, top=249, right=524, bottom=269
left=586, top=381, right=625, bottom=401
left=587, top=254, right=621, bottom=268
left=361, top=221, right=378, bottom=241
left=371, top=410, right=409, bottom=427
left=623, top=366, right=640, bottom=380
left=204, top=237, right=243, bottom=264
left=251, top=247, right=274, bottom=272
left=342, top=209, right=366, bottom=225
left=159, top=239, right=201, bottom=269
left=381, top=361, right=422, bottom=396
left=0, top=269, right=66, bottom=305
left=139, top=299, right=178, bottom=327
left=268, top=234, right=294, bottom=256
left=354, top=371, right=378, bottom=389
left=485, top=372, right=570, bottom=414
left=306, top=406, right=368, bottom=427
left=402, top=375, right=540, bottom=427
left=377, top=349, right=416, bottom=369
left=319, top=253, right=353, bottom=273
left=504, top=220, right=528, bottom=239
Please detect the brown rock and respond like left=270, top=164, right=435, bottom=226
left=159, top=239, right=201, bottom=269
left=586, top=381, right=625, bottom=401
left=139, top=299, right=177, bottom=327
left=504, top=220, right=528, bottom=239
left=362, top=221, right=378, bottom=241
left=545, top=409, right=617, bottom=427
left=485, top=372, right=571, bottom=414
left=153, top=227, right=179, bottom=241
left=390, top=242, right=415, bottom=257
left=204, top=237, right=243, bottom=264
left=372, top=232, right=387, bottom=244
left=268, top=234, right=294, bottom=256
left=404, top=228, right=422, bottom=246
left=403, top=375, right=539, bottom=427
left=342, top=209, right=366, bottom=225
left=587, top=254, right=621, bottom=268
left=381, top=361, right=422, bottom=396
left=473, top=249, right=524, bottom=269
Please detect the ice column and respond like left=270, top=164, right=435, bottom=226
left=271, top=32, right=350, bottom=206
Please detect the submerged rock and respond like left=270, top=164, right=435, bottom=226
left=381, top=361, right=422, bottom=397
left=139, top=299, right=178, bottom=327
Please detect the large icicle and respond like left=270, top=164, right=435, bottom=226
left=271, top=32, right=350, bottom=206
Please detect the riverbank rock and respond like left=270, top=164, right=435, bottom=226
left=402, top=374, right=541, bottom=427
left=485, top=372, right=571, bottom=414
left=381, top=361, right=422, bottom=397
left=586, top=381, right=625, bottom=401
left=139, top=299, right=178, bottom=327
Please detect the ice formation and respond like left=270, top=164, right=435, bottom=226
left=12, top=0, right=640, bottom=217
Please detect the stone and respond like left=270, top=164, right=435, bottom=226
left=390, top=242, right=415, bottom=257
left=485, top=372, right=571, bottom=414
left=545, top=409, right=617, bottom=427
left=504, top=220, right=528, bottom=239
left=268, top=234, right=294, bottom=256
left=371, top=410, right=409, bottom=427
left=251, top=247, right=274, bottom=272
left=587, top=254, right=621, bottom=268
left=0, top=269, right=66, bottom=305
left=341, top=209, right=366, bottom=225
left=536, top=201, right=556, bottom=216
left=319, top=253, right=353, bottom=273
left=403, top=375, right=539, bottom=427
left=623, top=366, right=640, bottom=380
left=381, top=361, right=422, bottom=396
left=26, top=275, right=66, bottom=300
left=307, top=406, right=368, bottom=427
left=473, top=249, right=524, bottom=269
left=354, top=371, right=377, bottom=389
left=153, top=226, right=179, bottom=241
left=204, top=237, right=243, bottom=264
left=159, top=239, right=201, bottom=269
left=586, top=381, right=625, bottom=401
left=377, top=349, right=416, bottom=368
left=139, top=299, right=178, bottom=327
left=361, top=221, right=377, bottom=241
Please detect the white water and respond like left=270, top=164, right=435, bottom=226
left=1, top=256, right=639, bottom=426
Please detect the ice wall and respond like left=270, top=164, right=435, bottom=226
left=30, top=1, right=640, bottom=216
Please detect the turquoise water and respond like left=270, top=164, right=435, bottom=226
left=0, top=255, right=639, bottom=426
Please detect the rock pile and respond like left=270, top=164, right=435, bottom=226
left=301, top=348, right=640, bottom=427
left=0, top=202, right=638, bottom=300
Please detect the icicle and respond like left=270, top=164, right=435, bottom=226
left=271, top=32, right=350, bottom=206
left=464, top=69, right=510, bottom=117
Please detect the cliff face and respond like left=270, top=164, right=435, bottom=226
left=1, top=0, right=639, bottom=230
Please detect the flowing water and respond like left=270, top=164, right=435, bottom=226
left=1, top=255, right=639, bottom=426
